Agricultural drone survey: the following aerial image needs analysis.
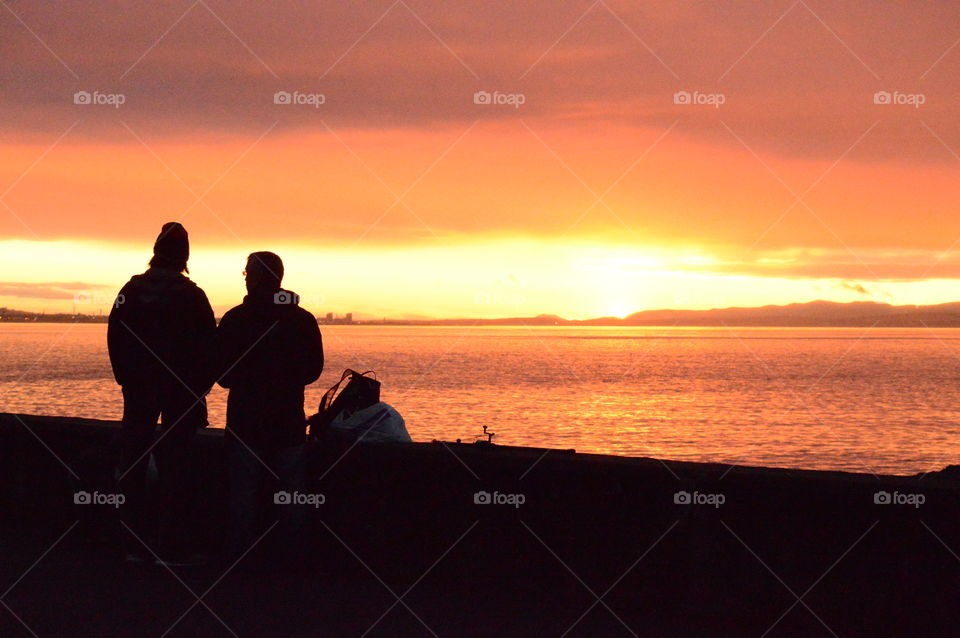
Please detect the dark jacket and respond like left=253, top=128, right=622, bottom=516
left=217, top=289, right=324, bottom=449
left=108, top=267, right=216, bottom=397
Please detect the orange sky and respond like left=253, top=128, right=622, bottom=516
left=2, top=1, right=960, bottom=318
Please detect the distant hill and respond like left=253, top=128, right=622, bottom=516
left=612, top=300, right=960, bottom=327
left=425, top=301, right=960, bottom=327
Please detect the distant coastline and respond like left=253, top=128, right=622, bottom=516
left=6, top=300, right=960, bottom=327
left=0, top=308, right=108, bottom=324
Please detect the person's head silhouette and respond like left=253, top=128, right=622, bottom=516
left=150, top=222, right=189, bottom=273
left=244, top=251, right=284, bottom=296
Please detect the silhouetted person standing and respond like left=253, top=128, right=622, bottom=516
left=217, top=252, right=324, bottom=562
left=108, top=222, right=216, bottom=565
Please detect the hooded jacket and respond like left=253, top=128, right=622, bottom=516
left=216, top=289, right=324, bottom=449
left=107, top=267, right=216, bottom=396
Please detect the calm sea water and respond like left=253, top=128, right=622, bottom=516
left=2, top=323, right=960, bottom=475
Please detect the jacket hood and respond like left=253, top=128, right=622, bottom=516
left=142, top=266, right=187, bottom=278
left=241, top=288, right=302, bottom=316
left=130, top=267, right=196, bottom=292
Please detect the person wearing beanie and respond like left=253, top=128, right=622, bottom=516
left=151, top=221, right=190, bottom=272
left=216, top=251, right=324, bottom=563
left=107, top=222, right=216, bottom=566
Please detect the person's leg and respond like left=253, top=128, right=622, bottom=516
left=273, top=444, right=307, bottom=562
left=226, top=434, right=265, bottom=560
left=154, top=394, right=202, bottom=560
left=116, top=386, right=160, bottom=557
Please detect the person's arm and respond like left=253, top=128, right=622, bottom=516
left=106, top=282, right=133, bottom=386
left=216, top=310, right=240, bottom=389
left=299, top=312, right=324, bottom=386
left=192, top=288, right=217, bottom=394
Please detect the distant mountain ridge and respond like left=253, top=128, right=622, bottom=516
left=427, top=300, right=960, bottom=327
left=614, top=300, right=960, bottom=327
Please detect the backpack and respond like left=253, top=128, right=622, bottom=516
left=328, top=402, right=411, bottom=443
left=308, top=369, right=380, bottom=438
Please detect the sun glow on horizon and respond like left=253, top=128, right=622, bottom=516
left=604, top=303, right=635, bottom=319
left=3, top=238, right=960, bottom=320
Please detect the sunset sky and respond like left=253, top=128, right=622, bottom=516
left=2, top=1, right=960, bottom=318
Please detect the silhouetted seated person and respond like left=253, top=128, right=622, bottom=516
left=108, top=222, right=216, bottom=566
left=217, top=252, right=324, bottom=563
